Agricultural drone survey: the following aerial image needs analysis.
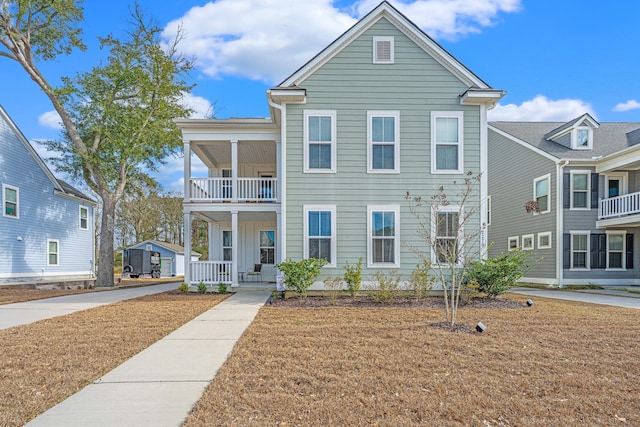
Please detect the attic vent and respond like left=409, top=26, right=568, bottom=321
left=146, top=244, right=152, bottom=251
left=373, top=36, right=394, bottom=64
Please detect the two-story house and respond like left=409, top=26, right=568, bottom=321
left=0, top=105, right=96, bottom=285
left=176, top=1, right=504, bottom=287
left=488, top=114, right=640, bottom=286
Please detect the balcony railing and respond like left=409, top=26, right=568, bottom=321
left=599, top=191, right=640, bottom=219
left=189, top=177, right=278, bottom=202
left=190, top=261, right=232, bottom=285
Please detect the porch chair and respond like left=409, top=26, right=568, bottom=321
left=246, top=264, right=262, bottom=281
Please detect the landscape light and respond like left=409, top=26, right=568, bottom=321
left=476, top=322, right=486, bottom=333
left=527, top=299, right=534, bottom=307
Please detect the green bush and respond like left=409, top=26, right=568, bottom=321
left=217, top=282, right=228, bottom=294
left=177, top=282, right=189, bottom=293
left=369, top=270, right=402, bottom=304
left=276, top=258, right=327, bottom=299
left=467, top=249, right=536, bottom=297
left=343, top=258, right=363, bottom=297
left=197, top=282, right=207, bottom=294
left=408, top=261, right=433, bottom=300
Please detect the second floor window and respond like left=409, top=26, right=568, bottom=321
left=431, top=111, right=463, bottom=174
left=80, top=206, right=89, bottom=230
left=571, top=172, right=589, bottom=209
left=368, top=111, right=399, bottom=173
left=534, top=175, right=550, bottom=214
left=3, top=184, right=18, bottom=218
left=304, top=110, right=336, bottom=173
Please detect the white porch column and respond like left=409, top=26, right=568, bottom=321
left=276, top=140, right=282, bottom=202
left=231, top=140, right=238, bottom=202
left=276, top=211, right=283, bottom=265
left=231, top=210, right=239, bottom=287
left=183, top=212, right=192, bottom=285
left=184, top=139, right=191, bottom=202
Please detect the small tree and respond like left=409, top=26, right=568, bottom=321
left=343, top=257, right=362, bottom=297
left=276, top=258, right=327, bottom=299
left=467, top=249, right=537, bottom=297
left=406, top=171, right=484, bottom=327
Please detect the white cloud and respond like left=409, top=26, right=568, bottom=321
left=181, top=92, right=215, bottom=118
left=488, top=95, right=596, bottom=122
left=163, top=0, right=521, bottom=84
left=613, top=99, right=640, bottom=112
left=38, top=110, right=63, bottom=130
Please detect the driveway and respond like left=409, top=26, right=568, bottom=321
left=510, top=287, right=640, bottom=309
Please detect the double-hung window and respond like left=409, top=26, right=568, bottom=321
left=259, top=230, right=275, bottom=265
left=3, top=184, right=18, bottom=218
left=431, top=111, right=463, bottom=174
left=368, top=111, right=399, bottom=173
left=79, top=206, right=89, bottom=230
left=368, top=205, right=400, bottom=268
left=47, top=239, right=59, bottom=266
left=534, top=174, right=550, bottom=214
left=432, top=206, right=461, bottom=264
left=571, top=171, right=589, bottom=209
left=570, top=232, right=589, bottom=270
left=304, top=205, right=336, bottom=267
left=222, top=230, right=232, bottom=261
left=607, top=232, right=625, bottom=270
left=304, top=110, right=336, bottom=173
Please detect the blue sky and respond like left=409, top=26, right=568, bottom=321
left=1, top=0, right=639, bottom=192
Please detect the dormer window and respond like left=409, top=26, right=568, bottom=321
left=373, top=36, right=394, bottom=64
left=544, top=113, right=599, bottom=151
left=575, top=126, right=592, bottom=150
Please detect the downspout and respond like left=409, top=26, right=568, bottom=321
left=267, top=92, right=286, bottom=263
left=556, top=159, right=569, bottom=287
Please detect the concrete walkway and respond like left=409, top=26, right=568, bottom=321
left=510, top=287, right=640, bottom=309
left=25, top=290, right=270, bottom=427
left=0, top=282, right=180, bottom=330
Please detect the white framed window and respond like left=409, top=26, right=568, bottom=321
left=431, top=111, right=463, bottom=174
left=570, top=171, right=590, bottom=209
left=604, top=172, right=628, bottom=198
left=222, top=230, right=232, bottom=261
left=3, top=184, right=19, bottom=218
left=573, top=126, right=592, bottom=150
left=373, top=36, right=394, bottom=64
left=79, top=206, right=89, bottom=230
left=304, top=205, right=336, bottom=267
left=367, top=111, right=399, bottom=173
left=538, top=232, right=552, bottom=249
left=508, top=236, right=519, bottom=250
left=259, top=230, right=275, bottom=265
left=522, top=234, right=534, bottom=250
left=570, top=231, right=590, bottom=270
left=47, top=239, right=59, bottom=266
left=432, top=205, right=463, bottom=264
left=304, top=110, right=336, bottom=173
left=533, top=174, right=551, bottom=214
left=606, top=231, right=626, bottom=270
left=367, top=205, right=400, bottom=268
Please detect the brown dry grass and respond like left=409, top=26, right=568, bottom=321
left=0, top=292, right=226, bottom=427
left=185, top=295, right=640, bottom=426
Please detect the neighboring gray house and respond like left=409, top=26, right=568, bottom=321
left=175, top=1, right=503, bottom=287
left=0, top=105, right=96, bottom=284
left=488, top=113, right=640, bottom=286
left=126, top=240, right=200, bottom=277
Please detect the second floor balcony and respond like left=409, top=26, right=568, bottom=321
left=189, top=177, right=278, bottom=203
left=597, top=191, right=640, bottom=228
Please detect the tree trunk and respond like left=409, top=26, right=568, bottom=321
left=96, top=195, right=117, bottom=287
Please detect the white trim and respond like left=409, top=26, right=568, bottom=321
left=2, top=183, right=19, bottom=219
left=522, top=234, right=534, bottom=250
left=538, top=231, right=552, bottom=249
left=367, top=110, right=400, bottom=173
left=431, top=111, right=464, bottom=174
left=533, top=174, right=551, bottom=215
left=372, top=36, right=394, bottom=64
left=79, top=205, right=89, bottom=230
left=569, top=230, right=590, bottom=271
left=367, top=205, right=400, bottom=268
left=508, top=236, right=519, bottom=250
left=603, top=172, right=628, bottom=198
left=569, top=170, right=591, bottom=210
left=572, top=126, right=593, bottom=150
left=480, top=105, right=488, bottom=257
left=303, top=205, right=337, bottom=268
left=47, top=238, right=60, bottom=267
left=605, top=230, right=626, bottom=271
left=303, top=110, right=336, bottom=173
left=431, top=204, right=463, bottom=265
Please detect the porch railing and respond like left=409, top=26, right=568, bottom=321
left=190, top=177, right=278, bottom=202
left=599, top=191, right=640, bottom=219
left=190, top=261, right=232, bottom=285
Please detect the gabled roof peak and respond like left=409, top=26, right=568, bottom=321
left=544, top=113, right=600, bottom=140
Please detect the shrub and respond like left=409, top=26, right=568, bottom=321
left=467, top=249, right=536, bottom=297
left=408, top=261, right=433, bottom=300
left=177, top=282, right=189, bottom=293
left=197, top=282, right=207, bottom=294
left=369, top=270, right=402, bottom=304
left=276, top=258, right=327, bottom=299
left=217, top=282, right=228, bottom=294
left=461, top=279, right=481, bottom=304
left=343, top=258, right=363, bottom=297
left=323, top=276, right=343, bottom=305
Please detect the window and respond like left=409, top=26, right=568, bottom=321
left=47, top=239, right=59, bottom=266
left=607, top=232, right=625, bottom=270
left=574, top=126, right=592, bottom=150
left=538, top=232, right=552, bottom=249
left=373, top=36, right=394, bottom=64
left=571, top=232, right=589, bottom=270
left=222, top=230, right=232, bottom=261
left=431, top=111, right=463, bottom=174
left=79, top=206, right=89, bottom=230
left=522, top=234, right=534, bottom=250
left=433, top=207, right=461, bottom=264
left=259, top=230, right=275, bottom=264
left=304, top=110, right=336, bottom=173
left=368, top=111, right=399, bottom=173
left=570, top=171, right=590, bottom=209
left=604, top=173, right=627, bottom=198
left=508, top=236, right=519, bottom=250
left=533, top=174, right=550, bottom=214
left=3, top=184, right=18, bottom=218
left=368, top=205, right=400, bottom=267
left=304, top=205, right=336, bottom=267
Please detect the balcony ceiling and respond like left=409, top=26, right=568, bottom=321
left=192, top=140, right=277, bottom=168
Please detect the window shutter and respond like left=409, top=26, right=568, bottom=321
left=597, top=234, right=607, bottom=269
left=590, top=173, right=599, bottom=209
left=626, top=234, right=634, bottom=269
left=590, top=234, right=599, bottom=269
left=563, top=233, right=571, bottom=269
left=563, top=173, right=570, bottom=209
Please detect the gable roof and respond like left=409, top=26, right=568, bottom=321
left=129, top=240, right=201, bottom=257
left=544, top=113, right=600, bottom=141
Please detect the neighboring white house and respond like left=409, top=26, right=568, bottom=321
left=126, top=240, right=200, bottom=277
